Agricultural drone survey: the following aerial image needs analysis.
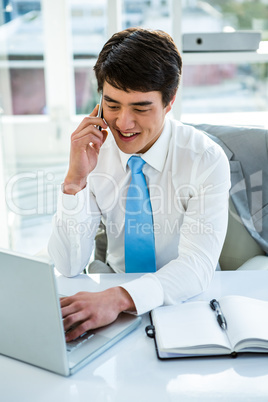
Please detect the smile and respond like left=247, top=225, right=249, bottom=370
left=119, top=132, right=138, bottom=137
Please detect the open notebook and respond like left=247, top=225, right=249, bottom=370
left=146, top=295, right=268, bottom=359
left=0, top=249, right=141, bottom=376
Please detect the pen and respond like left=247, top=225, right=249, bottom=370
left=210, top=299, right=227, bottom=330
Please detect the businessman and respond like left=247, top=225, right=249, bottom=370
left=48, top=28, right=230, bottom=341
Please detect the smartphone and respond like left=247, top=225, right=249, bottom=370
left=97, top=94, right=103, bottom=131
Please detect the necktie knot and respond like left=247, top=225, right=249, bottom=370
left=128, top=156, right=145, bottom=174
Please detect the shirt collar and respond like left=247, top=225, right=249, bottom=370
left=118, top=118, right=171, bottom=172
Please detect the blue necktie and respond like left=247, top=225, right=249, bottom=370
left=124, top=156, right=156, bottom=273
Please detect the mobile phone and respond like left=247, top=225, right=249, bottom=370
left=97, top=94, right=103, bottom=131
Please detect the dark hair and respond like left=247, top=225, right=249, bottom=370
left=94, top=28, right=182, bottom=106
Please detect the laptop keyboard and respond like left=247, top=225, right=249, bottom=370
left=66, top=332, right=95, bottom=353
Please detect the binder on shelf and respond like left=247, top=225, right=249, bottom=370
left=183, top=31, right=261, bottom=52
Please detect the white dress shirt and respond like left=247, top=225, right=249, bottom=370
left=48, top=118, right=230, bottom=315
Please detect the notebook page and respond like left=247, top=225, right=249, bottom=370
left=220, top=296, right=268, bottom=351
left=152, top=301, right=230, bottom=351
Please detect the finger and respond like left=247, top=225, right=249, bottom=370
left=72, top=132, right=104, bottom=151
left=89, top=130, right=109, bottom=154
left=60, top=296, right=73, bottom=309
left=65, top=320, right=94, bottom=342
left=72, top=124, right=104, bottom=141
left=63, top=310, right=85, bottom=332
left=102, top=129, right=108, bottom=144
left=61, top=293, right=89, bottom=320
left=71, top=129, right=108, bottom=155
left=72, top=122, right=107, bottom=143
left=61, top=296, right=83, bottom=318
left=73, top=117, right=108, bottom=136
left=61, top=304, right=75, bottom=320
left=60, top=291, right=87, bottom=308
left=89, top=103, right=99, bottom=117
left=72, top=107, right=108, bottom=134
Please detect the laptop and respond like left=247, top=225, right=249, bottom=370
left=0, top=249, right=141, bottom=376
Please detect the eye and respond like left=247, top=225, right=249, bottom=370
left=134, top=108, right=149, bottom=113
left=107, top=105, right=119, bottom=110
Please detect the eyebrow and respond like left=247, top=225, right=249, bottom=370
left=103, top=95, right=153, bottom=107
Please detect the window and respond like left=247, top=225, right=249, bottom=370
left=182, top=0, right=268, bottom=39
left=182, top=62, right=268, bottom=115
left=180, top=0, right=268, bottom=124
left=122, top=0, right=172, bottom=32
left=0, top=1, right=46, bottom=115
left=0, top=0, right=268, bottom=255
left=70, top=0, right=108, bottom=114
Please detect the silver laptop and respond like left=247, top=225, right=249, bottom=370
left=0, top=249, right=141, bottom=376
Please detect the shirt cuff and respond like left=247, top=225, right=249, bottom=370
left=120, top=274, right=164, bottom=315
left=57, top=184, right=90, bottom=224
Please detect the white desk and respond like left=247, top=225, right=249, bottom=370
left=1, top=271, right=268, bottom=402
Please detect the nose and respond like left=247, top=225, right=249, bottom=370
left=116, top=109, right=135, bottom=132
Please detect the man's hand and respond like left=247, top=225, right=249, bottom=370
left=60, top=287, right=136, bottom=342
left=63, top=104, right=108, bottom=195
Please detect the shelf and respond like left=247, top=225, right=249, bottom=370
left=182, top=41, right=268, bottom=65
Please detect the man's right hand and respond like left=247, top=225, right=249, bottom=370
left=63, top=104, right=108, bottom=195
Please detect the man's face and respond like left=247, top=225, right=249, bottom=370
left=102, top=81, right=172, bottom=154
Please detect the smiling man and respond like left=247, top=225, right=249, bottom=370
left=48, top=28, right=230, bottom=342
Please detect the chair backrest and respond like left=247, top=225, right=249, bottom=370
left=191, top=122, right=267, bottom=270
left=219, top=198, right=265, bottom=270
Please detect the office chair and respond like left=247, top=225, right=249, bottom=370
left=192, top=123, right=268, bottom=271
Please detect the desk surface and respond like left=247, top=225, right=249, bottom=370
left=1, top=270, right=268, bottom=402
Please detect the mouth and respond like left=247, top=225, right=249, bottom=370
left=117, top=130, right=140, bottom=140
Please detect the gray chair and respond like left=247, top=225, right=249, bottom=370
left=191, top=123, right=268, bottom=271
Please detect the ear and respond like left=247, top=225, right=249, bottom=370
left=165, top=94, right=176, bottom=114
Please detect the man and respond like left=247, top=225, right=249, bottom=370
left=48, top=28, right=230, bottom=342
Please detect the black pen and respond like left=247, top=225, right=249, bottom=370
left=210, top=299, right=227, bottom=330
